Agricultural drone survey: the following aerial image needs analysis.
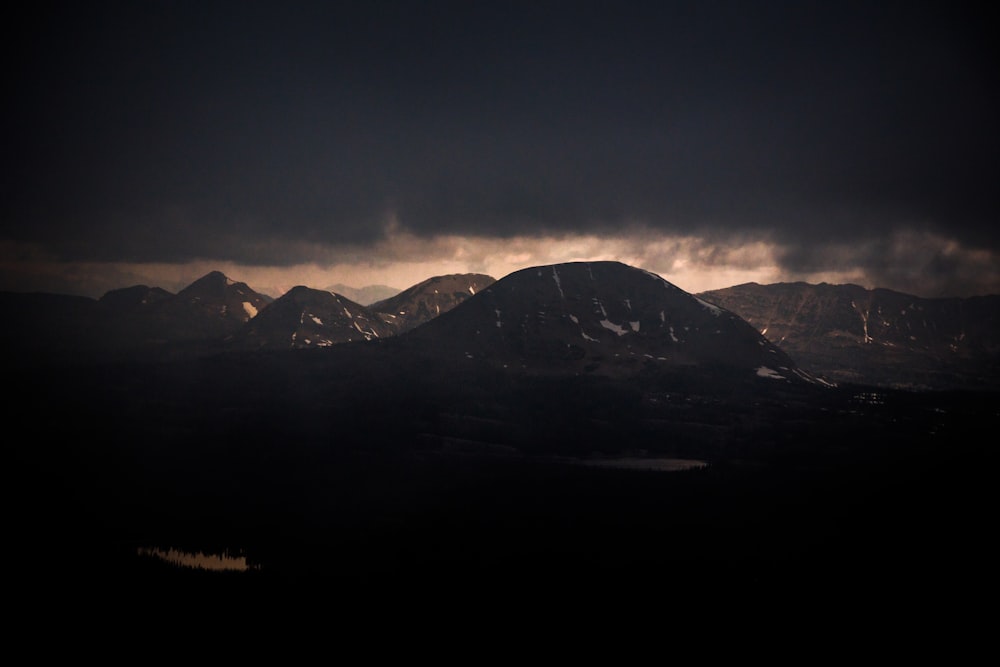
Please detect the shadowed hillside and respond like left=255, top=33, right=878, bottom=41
left=699, top=282, right=1000, bottom=390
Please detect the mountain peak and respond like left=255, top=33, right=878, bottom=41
left=371, top=272, right=496, bottom=333
left=407, top=261, right=816, bottom=384
left=231, top=285, right=392, bottom=349
left=177, top=270, right=236, bottom=297
left=283, top=285, right=316, bottom=299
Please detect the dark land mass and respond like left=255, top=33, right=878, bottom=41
left=4, top=263, right=997, bottom=639
left=699, top=281, right=1000, bottom=391
left=9, top=340, right=996, bottom=631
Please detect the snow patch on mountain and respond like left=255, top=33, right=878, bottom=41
left=600, top=319, right=628, bottom=336
left=756, top=366, right=786, bottom=380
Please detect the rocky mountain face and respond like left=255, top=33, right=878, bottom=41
left=2, top=271, right=273, bottom=365
left=371, top=273, right=496, bottom=333
left=8, top=265, right=996, bottom=392
left=123, top=271, right=273, bottom=346
left=231, top=286, right=394, bottom=349
left=697, top=282, right=1000, bottom=390
left=406, top=261, right=818, bottom=385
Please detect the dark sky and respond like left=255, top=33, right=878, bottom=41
left=3, top=1, right=997, bottom=297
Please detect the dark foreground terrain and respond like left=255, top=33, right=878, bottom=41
left=7, top=342, right=997, bottom=636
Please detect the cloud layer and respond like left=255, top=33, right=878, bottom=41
left=2, top=1, right=997, bottom=298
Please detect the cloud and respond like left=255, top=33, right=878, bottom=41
left=6, top=225, right=995, bottom=301
left=2, top=2, right=997, bottom=300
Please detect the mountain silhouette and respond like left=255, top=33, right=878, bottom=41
left=231, top=286, right=393, bottom=349
left=699, top=281, right=1000, bottom=390
left=406, top=261, right=819, bottom=384
left=371, top=273, right=496, bottom=333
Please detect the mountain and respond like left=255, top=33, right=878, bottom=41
left=1, top=271, right=274, bottom=365
left=324, top=283, right=401, bottom=305
left=8, top=266, right=996, bottom=391
left=230, top=286, right=394, bottom=349
left=697, top=282, right=1000, bottom=390
left=162, top=271, right=273, bottom=338
left=371, top=273, right=496, bottom=332
left=98, top=284, right=173, bottom=313
left=102, top=271, right=272, bottom=353
left=405, top=261, right=818, bottom=385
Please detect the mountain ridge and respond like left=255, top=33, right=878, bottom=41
left=698, top=281, right=1000, bottom=390
left=404, top=261, right=821, bottom=386
left=3, top=266, right=998, bottom=390
left=371, top=273, right=496, bottom=333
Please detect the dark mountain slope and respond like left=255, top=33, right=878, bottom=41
left=371, top=273, right=496, bottom=333
left=1, top=271, right=274, bottom=365
left=230, top=286, right=394, bottom=349
left=98, top=285, right=173, bottom=313
left=406, top=261, right=818, bottom=385
left=698, top=282, right=1000, bottom=390
left=145, top=271, right=272, bottom=343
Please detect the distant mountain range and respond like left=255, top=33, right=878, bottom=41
left=0, top=270, right=493, bottom=363
left=1, top=271, right=273, bottom=364
left=698, top=282, right=1000, bottom=390
left=2, top=264, right=997, bottom=390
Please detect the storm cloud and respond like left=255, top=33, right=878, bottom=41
left=3, top=1, right=997, bottom=297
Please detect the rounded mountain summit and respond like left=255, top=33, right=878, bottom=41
left=405, top=261, right=820, bottom=384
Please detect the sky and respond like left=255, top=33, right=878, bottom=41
left=3, top=0, right=997, bottom=299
